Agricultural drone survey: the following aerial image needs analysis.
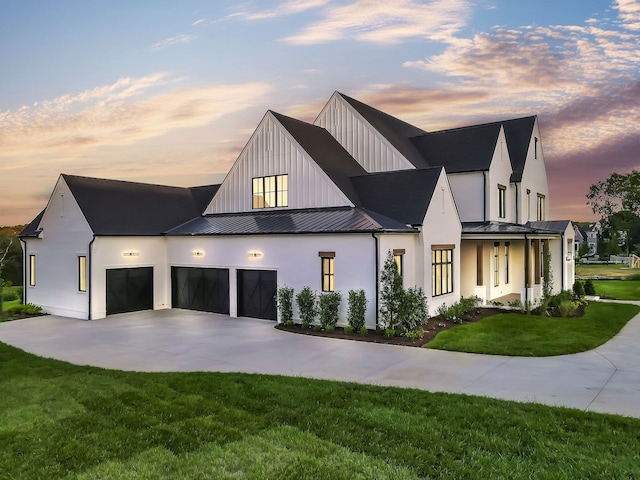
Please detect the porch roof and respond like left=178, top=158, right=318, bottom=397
left=461, top=221, right=562, bottom=238
left=166, top=206, right=417, bottom=236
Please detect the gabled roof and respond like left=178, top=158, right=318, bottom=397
left=351, top=167, right=443, bottom=225
left=462, top=221, right=563, bottom=236
left=337, top=92, right=429, bottom=169
left=271, top=111, right=366, bottom=206
left=19, top=209, right=45, bottom=237
left=526, top=220, right=573, bottom=233
left=166, top=206, right=415, bottom=236
left=60, top=174, right=219, bottom=235
left=410, top=123, right=502, bottom=173
left=502, top=116, right=536, bottom=182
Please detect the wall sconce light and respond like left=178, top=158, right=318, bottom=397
left=247, top=251, right=263, bottom=259
left=122, top=251, right=140, bottom=257
left=192, top=250, right=205, bottom=257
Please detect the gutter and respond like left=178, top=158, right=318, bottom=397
left=482, top=171, right=487, bottom=222
left=88, top=235, right=95, bottom=320
left=560, top=231, right=565, bottom=291
left=515, top=182, right=519, bottom=224
left=524, top=233, right=529, bottom=306
left=371, top=233, right=380, bottom=330
left=19, top=237, right=27, bottom=305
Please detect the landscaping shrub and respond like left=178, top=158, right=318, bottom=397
left=573, top=280, right=585, bottom=298
left=276, top=286, right=295, bottom=326
left=558, top=300, right=578, bottom=318
left=398, top=286, right=428, bottom=332
left=1, top=289, right=19, bottom=302
left=379, top=251, right=403, bottom=329
left=346, top=289, right=367, bottom=331
left=459, top=295, right=481, bottom=314
left=6, top=303, right=42, bottom=315
left=296, top=286, right=317, bottom=328
left=318, top=291, right=341, bottom=330
left=584, top=279, right=596, bottom=295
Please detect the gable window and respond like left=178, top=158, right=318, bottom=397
left=252, top=174, right=288, bottom=209
left=526, top=189, right=531, bottom=221
left=78, top=256, right=87, bottom=292
left=493, top=242, right=500, bottom=287
left=498, top=184, right=506, bottom=219
left=505, top=242, right=510, bottom=284
left=319, top=252, right=335, bottom=292
left=393, top=249, right=405, bottom=278
left=432, top=246, right=453, bottom=296
left=537, top=194, right=545, bottom=221
left=29, top=254, right=36, bottom=287
left=534, top=137, right=539, bottom=159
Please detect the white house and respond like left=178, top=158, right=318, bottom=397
left=20, top=91, right=575, bottom=325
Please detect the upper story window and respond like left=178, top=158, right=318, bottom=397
left=29, top=254, right=36, bottom=287
left=252, top=174, right=288, bottom=209
left=526, top=189, right=531, bottom=221
left=393, top=249, right=405, bottom=279
left=534, top=137, right=539, bottom=159
left=537, top=193, right=545, bottom=221
left=498, top=184, right=506, bottom=219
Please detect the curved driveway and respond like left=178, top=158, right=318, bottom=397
left=1, top=303, right=639, bottom=418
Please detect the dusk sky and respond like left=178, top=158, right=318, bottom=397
left=2, top=0, right=639, bottom=227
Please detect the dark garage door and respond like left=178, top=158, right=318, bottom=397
left=237, top=269, right=277, bottom=320
left=106, top=267, right=154, bottom=315
left=171, top=267, right=230, bottom=314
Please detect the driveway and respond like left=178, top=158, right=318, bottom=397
left=1, top=305, right=640, bottom=418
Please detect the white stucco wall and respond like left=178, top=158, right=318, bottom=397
left=519, top=120, right=549, bottom=223
left=90, top=237, right=169, bottom=319
left=447, top=172, right=485, bottom=223
left=486, top=128, right=516, bottom=224
left=167, top=233, right=381, bottom=328
left=23, top=176, right=93, bottom=319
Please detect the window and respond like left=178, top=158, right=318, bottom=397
left=78, top=256, right=87, bottom=292
left=393, top=249, right=405, bottom=278
left=29, top=254, right=36, bottom=287
left=493, top=242, right=500, bottom=287
left=432, top=246, right=453, bottom=296
left=498, top=185, right=506, bottom=219
left=526, top=189, right=531, bottom=221
left=505, top=242, right=510, bottom=284
left=534, top=137, right=539, bottom=159
left=537, top=193, right=545, bottom=221
left=252, top=174, right=288, bottom=209
left=319, top=252, right=335, bottom=292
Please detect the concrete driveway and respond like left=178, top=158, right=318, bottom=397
left=1, top=304, right=640, bottom=418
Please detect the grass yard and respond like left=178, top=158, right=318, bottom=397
left=575, top=263, right=638, bottom=279
left=592, top=280, right=640, bottom=300
left=1, top=341, right=640, bottom=479
left=426, top=302, right=640, bottom=356
left=1, top=286, right=22, bottom=320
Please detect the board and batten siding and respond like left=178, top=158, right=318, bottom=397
left=205, top=112, right=352, bottom=214
left=315, top=92, right=415, bottom=173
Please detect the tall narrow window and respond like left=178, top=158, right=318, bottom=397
left=252, top=174, right=288, bottom=209
left=537, top=194, right=545, bottom=221
left=29, top=254, right=36, bottom=287
left=393, top=249, right=405, bottom=278
left=493, top=242, right=500, bottom=287
left=498, top=185, right=506, bottom=219
left=78, top=256, right=87, bottom=292
left=526, top=189, right=531, bottom=221
left=505, top=242, right=510, bottom=284
left=534, top=137, right=539, bottom=159
left=319, top=252, right=335, bottom=292
left=432, top=246, right=454, bottom=296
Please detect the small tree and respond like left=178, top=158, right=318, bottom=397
left=346, top=289, right=367, bottom=331
left=379, top=250, right=403, bottom=329
left=578, top=242, right=591, bottom=258
left=573, top=280, right=585, bottom=298
left=276, top=286, right=294, bottom=326
left=542, top=240, right=553, bottom=299
left=296, top=286, right=317, bottom=328
left=0, top=236, right=14, bottom=315
left=318, top=291, right=341, bottom=331
left=584, top=279, right=596, bottom=296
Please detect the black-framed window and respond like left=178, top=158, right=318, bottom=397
left=252, top=174, right=288, bottom=209
left=78, top=256, right=87, bottom=292
left=29, top=254, right=36, bottom=287
left=505, top=242, right=510, bottom=284
left=320, top=252, right=335, bottom=292
left=493, top=242, right=500, bottom=287
left=393, top=249, right=405, bottom=278
left=432, top=247, right=453, bottom=296
left=498, top=185, right=506, bottom=219
left=537, top=193, right=545, bottom=221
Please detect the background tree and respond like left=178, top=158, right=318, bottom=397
left=0, top=236, right=14, bottom=315
left=578, top=242, right=591, bottom=258
left=587, top=171, right=640, bottom=220
left=379, top=250, right=403, bottom=329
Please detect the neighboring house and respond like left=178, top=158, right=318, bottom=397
left=573, top=224, right=585, bottom=256
left=21, top=91, right=575, bottom=324
left=580, top=223, right=600, bottom=255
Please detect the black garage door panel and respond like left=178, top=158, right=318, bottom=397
left=237, top=269, right=277, bottom=321
left=106, top=267, right=154, bottom=315
left=171, top=267, right=230, bottom=314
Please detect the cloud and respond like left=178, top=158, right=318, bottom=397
left=282, top=0, right=471, bottom=44
left=231, top=0, right=327, bottom=21
left=150, top=34, right=194, bottom=51
left=614, top=0, right=640, bottom=30
left=192, top=18, right=207, bottom=26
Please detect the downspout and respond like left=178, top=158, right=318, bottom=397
left=482, top=171, right=487, bottom=222
left=371, top=233, right=379, bottom=330
left=19, top=237, right=27, bottom=305
left=560, top=232, right=565, bottom=291
left=88, top=235, right=95, bottom=320
left=515, top=183, right=519, bottom=224
left=524, top=234, right=529, bottom=305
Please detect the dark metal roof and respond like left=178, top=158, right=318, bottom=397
left=410, top=123, right=502, bottom=173
left=351, top=167, right=443, bottom=225
left=166, top=207, right=416, bottom=236
left=526, top=220, right=572, bottom=233
left=19, top=209, right=45, bottom=237
left=62, top=174, right=219, bottom=235
left=462, top=221, right=563, bottom=236
left=503, top=116, right=536, bottom=182
left=271, top=111, right=366, bottom=206
left=338, top=92, right=429, bottom=169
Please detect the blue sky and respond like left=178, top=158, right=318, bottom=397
left=1, top=0, right=639, bottom=226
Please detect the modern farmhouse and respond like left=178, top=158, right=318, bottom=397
left=20, top=92, right=575, bottom=327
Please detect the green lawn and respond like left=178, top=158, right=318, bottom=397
left=426, top=302, right=640, bottom=356
left=0, top=286, right=21, bottom=321
left=1, top=341, right=639, bottom=479
left=592, top=280, right=640, bottom=300
left=575, top=263, right=636, bottom=279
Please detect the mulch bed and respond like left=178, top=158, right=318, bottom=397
left=275, top=303, right=587, bottom=347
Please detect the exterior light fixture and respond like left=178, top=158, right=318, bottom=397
left=122, top=251, right=140, bottom=257
left=247, top=251, right=263, bottom=259
left=192, top=250, right=205, bottom=257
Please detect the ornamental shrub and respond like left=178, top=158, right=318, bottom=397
left=573, top=280, right=585, bottom=298
left=346, top=289, right=367, bottom=331
left=584, top=279, right=596, bottom=296
left=379, top=250, right=403, bottom=329
left=276, top=286, right=294, bottom=326
left=318, top=291, right=341, bottom=329
left=398, top=286, right=428, bottom=332
left=296, top=286, right=317, bottom=328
